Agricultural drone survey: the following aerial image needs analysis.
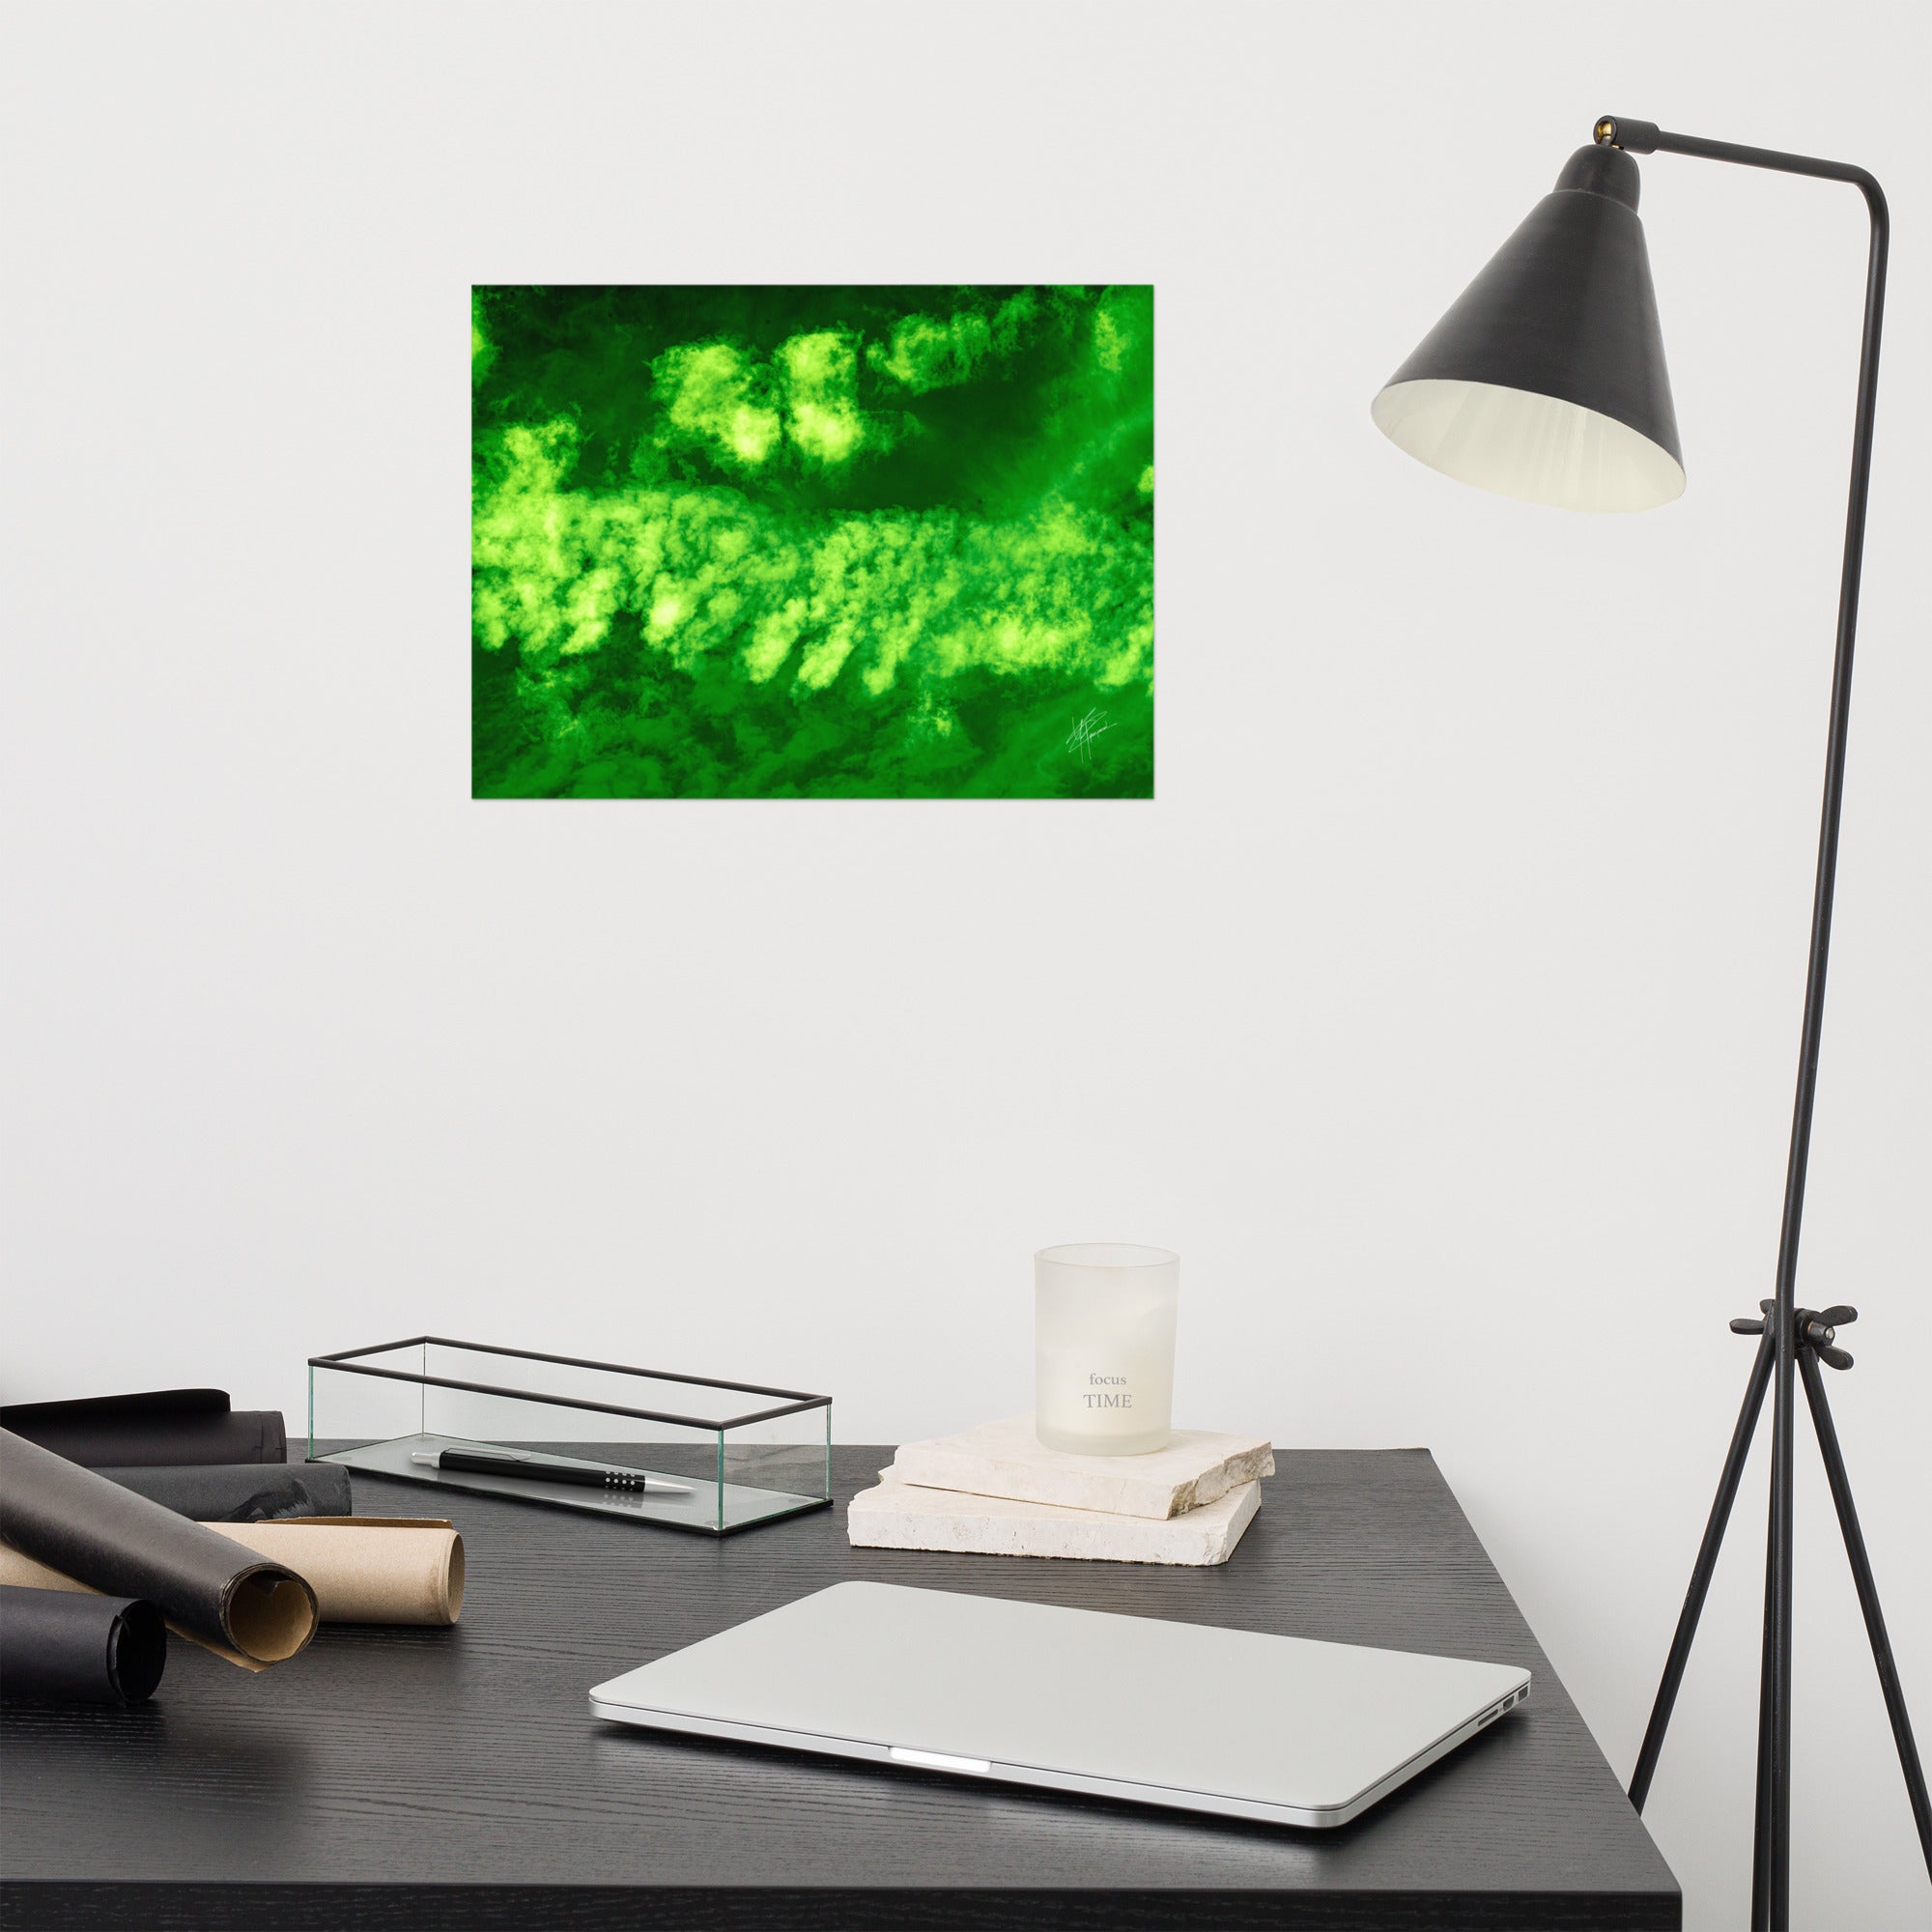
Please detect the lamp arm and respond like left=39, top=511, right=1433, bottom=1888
left=1598, top=114, right=1890, bottom=1932
left=1595, top=115, right=1885, bottom=206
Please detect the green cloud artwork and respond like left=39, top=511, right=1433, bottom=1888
left=471, top=286, right=1153, bottom=798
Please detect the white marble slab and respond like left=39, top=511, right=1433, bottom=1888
left=847, top=1466, right=1262, bottom=1566
left=890, top=1414, right=1274, bottom=1520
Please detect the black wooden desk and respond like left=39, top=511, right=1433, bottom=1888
left=2, top=1446, right=1679, bottom=1930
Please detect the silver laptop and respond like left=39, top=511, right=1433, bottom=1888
left=589, top=1580, right=1530, bottom=1828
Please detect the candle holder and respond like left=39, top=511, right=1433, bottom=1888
left=1034, top=1244, right=1179, bottom=1456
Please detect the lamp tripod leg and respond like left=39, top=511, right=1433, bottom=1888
left=1765, top=1301, right=1799, bottom=1932
left=1630, top=1326, right=1776, bottom=1810
left=1797, top=1349, right=1932, bottom=1876
left=1627, top=1305, right=1927, bottom=1918
left=1752, top=1452, right=1782, bottom=1931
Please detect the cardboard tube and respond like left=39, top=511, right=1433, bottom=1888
left=200, top=1520, right=465, bottom=1626
left=0, top=1430, right=316, bottom=1669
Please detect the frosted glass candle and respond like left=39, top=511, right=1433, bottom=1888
left=1034, top=1243, right=1179, bottom=1456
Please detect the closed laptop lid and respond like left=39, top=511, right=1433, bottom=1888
left=590, top=1580, right=1529, bottom=1820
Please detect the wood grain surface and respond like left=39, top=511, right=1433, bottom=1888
left=0, top=1447, right=1679, bottom=1930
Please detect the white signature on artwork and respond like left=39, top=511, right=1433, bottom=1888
left=1065, top=708, right=1116, bottom=765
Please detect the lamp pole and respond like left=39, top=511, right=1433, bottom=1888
left=1589, top=118, right=1925, bottom=1932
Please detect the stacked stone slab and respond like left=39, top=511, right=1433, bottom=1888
left=847, top=1416, right=1274, bottom=1567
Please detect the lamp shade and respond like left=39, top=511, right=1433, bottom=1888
left=1373, top=145, right=1684, bottom=512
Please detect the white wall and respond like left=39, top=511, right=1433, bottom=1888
left=4, top=2, right=1927, bottom=1923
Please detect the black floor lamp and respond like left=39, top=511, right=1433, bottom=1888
left=1371, top=116, right=1930, bottom=1931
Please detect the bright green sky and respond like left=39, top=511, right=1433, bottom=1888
left=472, top=285, right=1152, bottom=798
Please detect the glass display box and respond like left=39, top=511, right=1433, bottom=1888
left=309, top=1337, right=832, bottom=1535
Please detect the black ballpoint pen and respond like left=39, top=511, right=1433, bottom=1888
left=411, top=1446, right=690, bottom=1495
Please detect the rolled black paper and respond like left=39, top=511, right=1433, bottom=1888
left=0, top=1585, right=166, bottom=1705
left=0, top=1430, right=316, bottom=1667
left=0, top=1390, right=286, bottom=1467
left=96, top=1462, right=353, bottom=1522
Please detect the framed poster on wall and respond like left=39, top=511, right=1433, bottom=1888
left=472, top=286, right=1152, bottom=799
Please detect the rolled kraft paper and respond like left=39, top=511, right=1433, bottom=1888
left=0, top=1390, right=286, bottom=1467
left=0, top=1430, right=316, bottom=1670
left=0, top=1547, right=266, bottom=1672
left=0, top=1584, right=167, bottom=1705
left=0, top=1522, right=463, bottom=1630
left=203, top=1520, right=466, bottom=1625
left=99, top=1463, right=354, bottom=1523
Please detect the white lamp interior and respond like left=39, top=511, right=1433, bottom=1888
left=1373, top=377, right=1686, bottom=514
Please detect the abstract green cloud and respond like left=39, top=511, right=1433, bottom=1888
left=471, top=285, right=1153, bottom=798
